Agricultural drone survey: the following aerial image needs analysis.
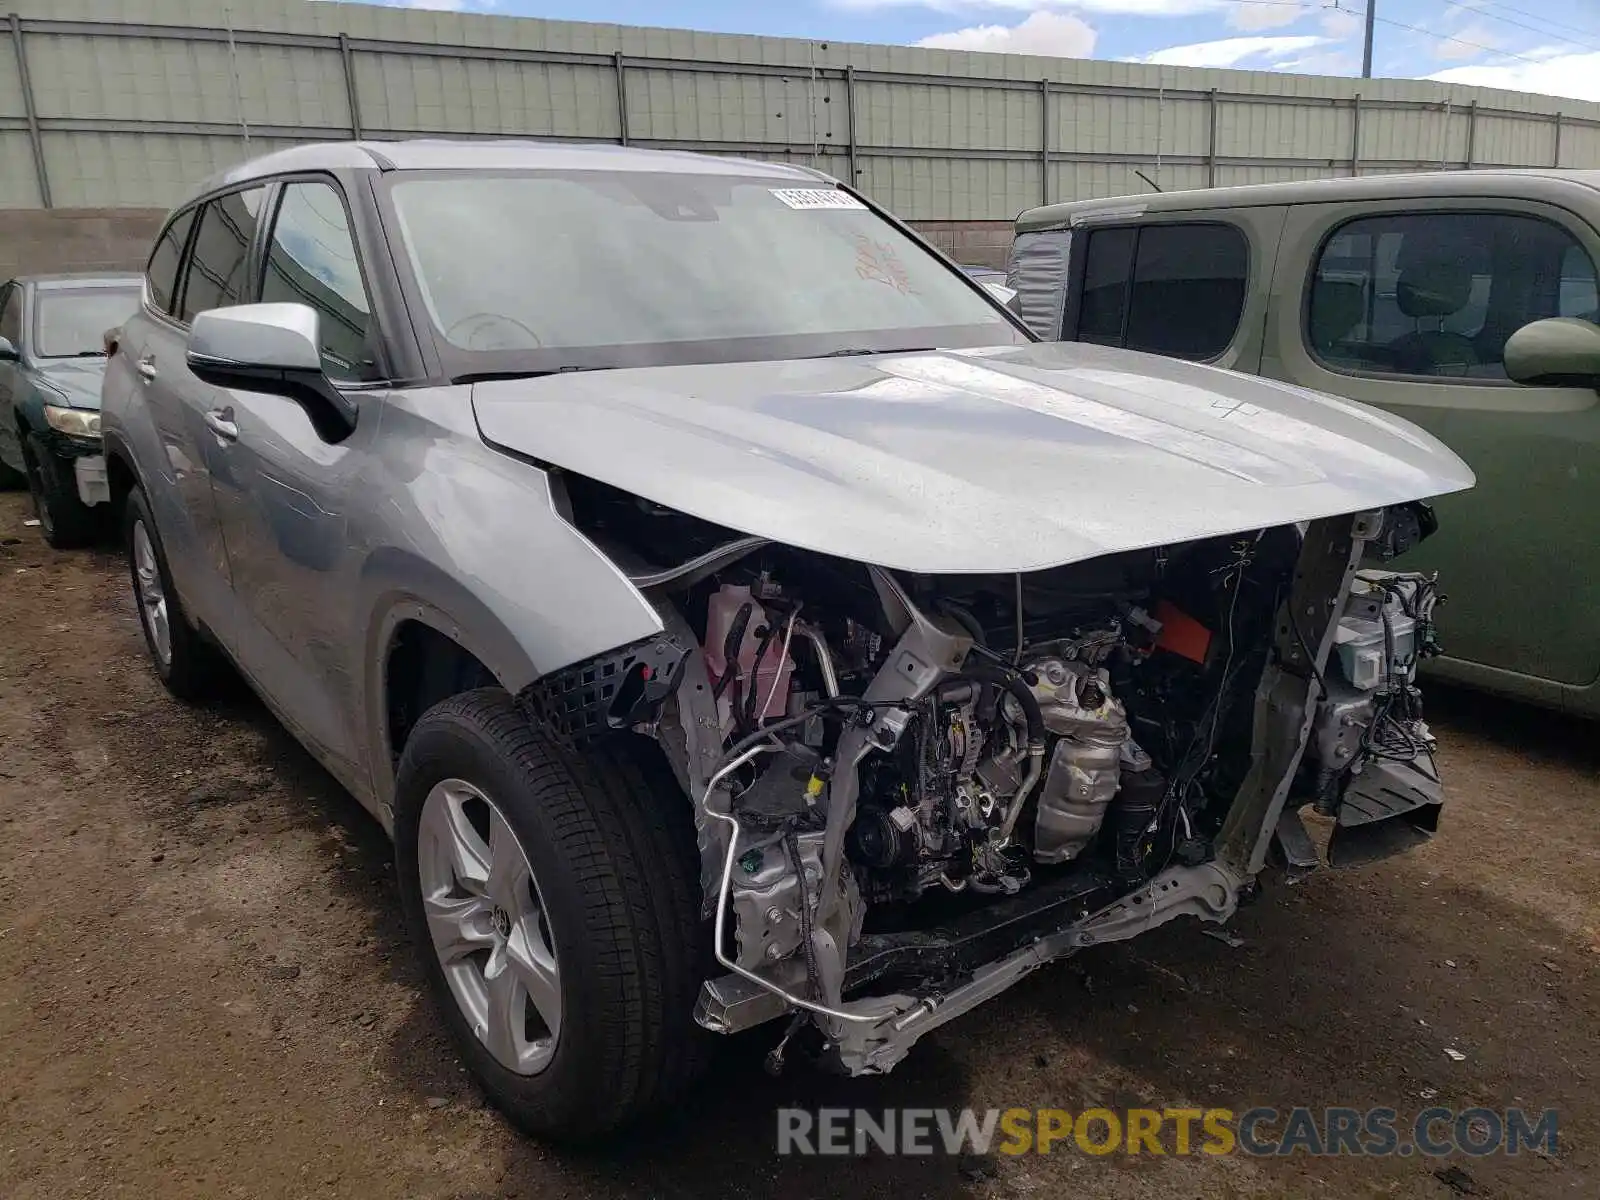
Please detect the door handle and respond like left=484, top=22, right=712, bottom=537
left=136, top=357, right=158, bottom=382
left=204, top=408, right=238, bottom=442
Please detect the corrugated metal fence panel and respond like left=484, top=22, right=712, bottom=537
left=1560, top=123, right=1600, bottom=168
left=0, top=132, right=41, bottom=206
left=1476, top=114, right=1557, bottom=167
left=4, top=0, right=1600, bottom=213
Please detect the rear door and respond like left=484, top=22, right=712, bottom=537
left=1055, top=208, right=1286, bottom=374
left=136, top=188, right=268, bottom=639
left=208, top=176, right=384, bottom=781
left=1270, top=199, right=1600, bottom=687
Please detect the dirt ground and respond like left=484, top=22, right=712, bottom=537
left=0, top=489, right=1595, bottom=1200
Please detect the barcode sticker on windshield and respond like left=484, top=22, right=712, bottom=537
left=771, top=188, right=867, bottom=211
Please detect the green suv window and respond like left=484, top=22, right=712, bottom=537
left=1074, top=222, right=1249, bottom=361
left=1308, top=211, right=1599, bottom=381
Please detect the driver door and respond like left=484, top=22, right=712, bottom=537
left=208, top=178, right=382, bottom=784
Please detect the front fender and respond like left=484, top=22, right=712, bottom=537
left=353, top=393, right=666, bottom=814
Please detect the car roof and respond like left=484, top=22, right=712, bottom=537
left=1015, top=168, right=1600, bottom=232
left=11, top=272, right=142, bottom=289
left=191, top=139, right=832, bottom=203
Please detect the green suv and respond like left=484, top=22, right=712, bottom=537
left=1011, top=170, right=1600, bottom=716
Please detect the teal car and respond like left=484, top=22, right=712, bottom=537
left=0, top=273, right=142, bottom=546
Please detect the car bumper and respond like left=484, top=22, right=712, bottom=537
left=72, top=454, right=109, bottom=507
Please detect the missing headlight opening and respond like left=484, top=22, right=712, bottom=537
left=554, top=474, right=1444, bottom=1077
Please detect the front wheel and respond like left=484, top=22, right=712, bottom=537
left=394, top=689, right=708, bottom=1140
left=23, top=433, right=100, bottom=548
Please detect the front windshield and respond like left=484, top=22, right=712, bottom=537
left=388, top=170, right=1026, bottom=372
left=34, top=286, right=141, bottom=359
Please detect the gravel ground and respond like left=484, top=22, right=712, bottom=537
left=0, top=488, right=1595, bottom=1200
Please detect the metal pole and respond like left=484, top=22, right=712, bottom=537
left=1554, top=112, right=1564, bottom=167
left=1351, top=93, right=1362, bottom=177
left=1464, top=100, right=1476, bottom=169
left=1207, top=88, right=1219, bottom=187
left=1040, top=78, right=1051, bottom=207
left=1361, top=0, right=1376, bottom=79
left=339, top=32, right=363, bottom=138
left=845, top=64, right=858, bottom=183
left=614, top=50, right=629, bottom=146
left=9, top=13, right=51, bottom=208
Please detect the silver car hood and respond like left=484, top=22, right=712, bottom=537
left=471, top=342, right=1474, bottom=574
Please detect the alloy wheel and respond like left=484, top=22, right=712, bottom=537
left=417, top=778, right=562, bottom=1075
left=131, top=519, right=171, bottom=669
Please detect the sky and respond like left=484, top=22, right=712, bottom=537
left=350, top=1, right=1600, bottom=102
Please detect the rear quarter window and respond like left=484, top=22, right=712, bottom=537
left=1069, top=221, right=1249, bottom=361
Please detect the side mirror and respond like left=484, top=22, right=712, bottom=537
left=1504, top=317, right=1600, bottom=388
left=0, top=335, right=17, bottom=363
left=981, top=280, right=1019, bottom=306
left=186, top=302, right=357, bottom=440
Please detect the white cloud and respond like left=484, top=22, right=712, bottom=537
left=1434, top=21, right=1500, bottom=63
left=1137, top=34, right=1327, bottom=69
left=918, top=11, right=1097, bottom=56
left=1227, top=0, right=1304, bottom=34
left=1320, top=7, right=1362, bottom=39
left=1429, top=52, right=1600, bottom=102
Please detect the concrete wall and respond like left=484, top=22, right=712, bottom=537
left=0, top=208, right=164, bottom=280
left=3, top=0, right=1599, bottom=225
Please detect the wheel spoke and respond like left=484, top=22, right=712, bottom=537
left=486, top=807, right=531, bottom=913
left=481, top=948, right=525, bottom=1067
left=506, top=918, right=561, bottom=1039
left=423, top=893, right=496, bottom=965
left=439, top=788, right=492, bottom=895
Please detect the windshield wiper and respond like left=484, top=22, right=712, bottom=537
left=809, top=346, right=936, bottom=359
left=47, top=350, right=107, bottom=360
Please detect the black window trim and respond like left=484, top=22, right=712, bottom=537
left=1065, top=218, right=1251, bottom=362
left=1300, top=205, right=1600, bottom=389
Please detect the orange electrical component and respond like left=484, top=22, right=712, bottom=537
left=1153, top=600, right=1213, bottom=664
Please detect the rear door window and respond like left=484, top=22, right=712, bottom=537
left=1307, top=210, right=1599, bottom=380
left=146, top=208, right=196, bottom=316
left=1071, top=223, right=1248, bottom=360
left=177, top=187, right=268, bottom=326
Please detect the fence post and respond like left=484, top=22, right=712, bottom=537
left=1350, top=93, right=1362, bottom=177
left=1464, top=100, right=1476, bottom=169
left=614, top=51, right=629, bottom=146
left=1040, top=78, right=1051, bottom=207
left=339, top=33, right=362, bottom=139
left=1554, top=112, right=1564, bottom=167
left=8, top=13, right=50, bottom=209
left=1207, top=88, right=1219, bottom=187
left=845, top=65, right=858, bottom=183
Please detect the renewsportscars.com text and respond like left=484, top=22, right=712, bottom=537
left=776, top=1106, right=1559, bottom=1158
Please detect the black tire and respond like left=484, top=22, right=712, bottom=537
left=124, top=485, right=228, bottom=702
left=394, top=688, right=709, bottom=1141
left=23, top=431, right=100, bottom=548
left=0, top=452, right=24, bottom=489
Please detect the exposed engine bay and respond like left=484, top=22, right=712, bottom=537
left=530, top=475, right=1446, bottom=1076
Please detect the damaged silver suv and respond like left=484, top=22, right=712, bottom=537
left=100, top=141, right=1473, bottom=1140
